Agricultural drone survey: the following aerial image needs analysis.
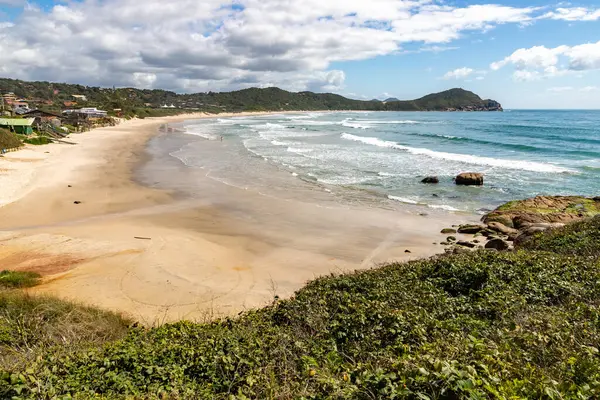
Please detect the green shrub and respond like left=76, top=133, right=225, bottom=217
left=520, top=215, right=600, bottom=256
left=2, top=249, right=600, bottom=398
left=21, top=136, right=52, bottom=145
left=0, top=271, right=40, bottom=289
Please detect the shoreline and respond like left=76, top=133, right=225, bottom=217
left=0, top=111, right=478, bottom=323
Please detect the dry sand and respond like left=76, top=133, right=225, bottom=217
left=0, top=112, right=477, bottom=324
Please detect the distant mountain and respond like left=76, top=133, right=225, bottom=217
left=384, top=97, right=400, bottom=102
left=0, top=78, right=502, bottom=114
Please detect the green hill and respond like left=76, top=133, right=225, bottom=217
left=1, top=215, right=599, bottom=398
left=0, top=77, right=502, bottom=114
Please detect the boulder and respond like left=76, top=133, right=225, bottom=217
left=513, top=227, right=547, bottom=246
left=421, top=176, right=439, bottom=184
left=447, top=236, right=457, bottom=242
left=457, top=224, right=485, bottom=234
left=485, top=238, right=510, bottom=251
left=457, top=240, right=477, bottom=248
left=455, top=172, right=484, bottom=186
left=487, top=221, right=519, bottom=236
left=441, top=228, right=457, bottom=234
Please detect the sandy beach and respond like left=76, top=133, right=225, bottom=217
left=0, top=112, right=477, bottom=323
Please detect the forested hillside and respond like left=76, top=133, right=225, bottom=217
left=0, top=78, right=502, bottom=114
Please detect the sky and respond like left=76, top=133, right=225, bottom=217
left=0, top=0, right=599, bottom=109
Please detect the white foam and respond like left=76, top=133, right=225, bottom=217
left=340, top=133, right=574, bottom=173
left=271, top=140, right=288, bottom=146
left=356, top=120, right=420, bottom=125
left=287, top=147, right=313, bottom=154
left=185, top=129, right=218, bottom=140
left=428, top=204, right=460, bottom=211
left=340, top=120, right=370, bottom=129
left=388, top=195, right=419, bottom=204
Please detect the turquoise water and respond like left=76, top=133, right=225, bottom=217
left=172, top=110, right=599, bottom=213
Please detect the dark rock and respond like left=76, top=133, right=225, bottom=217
left=447, top=236, right=457, bottom=242
left=421, top=176, right=439, bottom=184
left=457, top=240, right=477, bottom=248
left=405, top=250, right=412, bottom=253
left=485, top=238, right=510, bottom=251
left=514, top=227, right=547, bottom=246
left=473, top=239, right=480, bottom=244
left=441, top=228, right=457, bottom=234
left=481, top=229, right=497, bottom=237
left=68, top=185, right=72, bottom=188
left=74, top=201, right=82, bottom=205
left=457, top=224, right=485, bottom=234
left=432, top=194, right=439, bottom=198
left=455, top=172, right=484, bottom=186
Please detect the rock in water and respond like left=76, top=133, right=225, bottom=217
left=455, top=172, right=484, bottom=186
left=485, top=238, right=510, bottom=251
left=421, top=176, right=439, bottom=184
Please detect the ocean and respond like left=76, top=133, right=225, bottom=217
left=145, top=110, right=600, bottom=215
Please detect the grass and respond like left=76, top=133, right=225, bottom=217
left=0, top=290, right=132, bottom=371
left=0, top=271, right=40, bottom=289
left=1, top=219, right=600, bottom=398
left=0, top=128, right=22, bottom=150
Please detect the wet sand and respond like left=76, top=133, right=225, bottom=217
left=0, top=113, right=478, bottom=324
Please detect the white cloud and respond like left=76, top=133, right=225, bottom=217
left=547, top=86, right=573, bottom=92
left=541, top=7, right=600, bottom=21
left=580, top=86, right=598, bottom=92
left=0, top=1, right=599, bottom=91
left=475, top=76, right=485, bottom=81
left=491, top=41, right=600, bottom=81
left=443, top=67, right=474, bottom=80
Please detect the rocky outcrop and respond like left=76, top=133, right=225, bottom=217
left=455, top=173, right=484, bottom=186
left=483, top=196, right=600, bottom=228
left=421, top=176, right=439, bottom=184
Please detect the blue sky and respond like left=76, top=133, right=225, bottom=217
left=1, top=0, right=599, bottom=108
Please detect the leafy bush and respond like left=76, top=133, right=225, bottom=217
left=21, top=136, right=52, bottom=145
left=2, top=249, right=600, bottom=399
left=0, top=271, right=40, bottom=289
left=520, top=214, right=600, bottom=256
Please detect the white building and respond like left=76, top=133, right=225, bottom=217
left=63, top=107, right=107, bottom=118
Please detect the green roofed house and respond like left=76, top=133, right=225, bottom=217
left=0, top=118, right=35, bottom=135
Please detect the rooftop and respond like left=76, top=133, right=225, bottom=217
left=0, top=118, right=35, bottom=126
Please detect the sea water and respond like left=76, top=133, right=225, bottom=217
left=150, top=110, right=600, bottom=214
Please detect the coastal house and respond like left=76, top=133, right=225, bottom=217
left=22, top=109, right=63, bottom=125
left=0, top=118, right=35, bottom=135
left=63, top=107, right=108, bottom=118
left=72, top=95, right=88, bottom=102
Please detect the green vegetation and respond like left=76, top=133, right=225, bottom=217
left=19, top=135, right=52, bottom=145
left=1, top=77, right=502, bottom=114
left=0, top=271, right=40, bottom=289
left=0, top=291, right=131, bottom=371
left=0, top=128, right=21, bottom=150
left=520, top=214, right=600, bottom=256
left=1, top=216, right=600, bottom=398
